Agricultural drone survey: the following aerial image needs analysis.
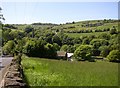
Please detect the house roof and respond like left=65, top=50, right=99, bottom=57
left=57, top=51, right=66, bottom=57
left=67, top=53, right=73, bottom=58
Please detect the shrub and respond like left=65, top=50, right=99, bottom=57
left=24, top=26, right=33, bottom=33
left=109, top=27, right=117, bottom=35
left=107, top=50, right=120, bottom=62
left=98, top=33, right=110, bottom=40
left=60, top=45, right=68, bottom=52
left=99, top=46, right=110, bottom=57
left=90, top=39, right=109, bottom=49
left=3, top=40, right=15, bottom=55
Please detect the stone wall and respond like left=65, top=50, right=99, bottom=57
left=2, top=55, right=26, bottom=88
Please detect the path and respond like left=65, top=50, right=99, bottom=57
left=0, top=57, right=13, bottom=88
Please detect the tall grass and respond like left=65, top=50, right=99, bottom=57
left=21, top=56, right=118, bottom=86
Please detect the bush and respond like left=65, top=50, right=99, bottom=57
left=109, top=27, right=117, bottom=35
left=99, top=46, right=110, bottom=57
left=44, top=43, right=57, bottom=58
left=90, top=39, right=109, bottom=49
left=24, top=26, right=33, bottom=33
left=74, top=45, right=93, bottom=61
left=52, top=35, right=61, bottom=46
left=98, top=33, right=110, bottom=40
left=24, top=39, right=46, bottom=57
left=3, top=40, right=15, bottom=55
left=107, top=50, right=120, bottom=62
left=60, top=45, right=68, bottom=52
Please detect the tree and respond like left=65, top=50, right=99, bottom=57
left=74, top=45, right=93, bottom=61
left=14, top=39, right=25, bottom=55
left=3, top=40, right=15, bottom=55
left=109, top=26, right=117, bottom=35
left=44, top=43, right=57, bottom=58
left=67, top=45, right=75, bottom=53
left=53, top=43, right=60, bottom=51
left=107, top=50, right=120, bottom=62
left=23, top=40, right=36, bottom=56
left=60, top=45, right=75, bottom=53
left=82, top=38, right=90, bottom=44
left=98, top=33, right=110, bottom=40
left=62, top=35, right=74, bottom=45
left=99, top=46, right=110, bottom=57
left=44, top=32, right=55, bottom=44
left=90, top=39, right=109, bottom=49
left=52, top=35, right=62, bottom=46
left=60, top=45, right=68, bottom=52
left=9, top=30, right=19, bottom=40
left=24, top=26, right=33, bottom=33
left=24, top=39, right=57, bottom=58
left=73, top=37, right=82, bottom=44
left=109, top=44, right=120, bottom=51
left=74, top=44, right=81, bottom=50
left=23, top=39, right=46, bottom=57
left=2, top=29, right=12, bottom=44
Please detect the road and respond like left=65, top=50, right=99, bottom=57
left=0, top=57, right=13, bottom=87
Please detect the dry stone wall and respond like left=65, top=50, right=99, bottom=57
left=2, top=55, right=26, bottom=88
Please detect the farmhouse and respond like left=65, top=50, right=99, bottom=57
left=57, top=51, right=67, bottom=60
left=67, top=53, right=73, bottom=61
left=57, top=51, right=74, bottom=61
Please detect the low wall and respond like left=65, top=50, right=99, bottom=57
left=1, top=55, right=26, bottom=88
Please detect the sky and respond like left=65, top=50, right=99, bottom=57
left=0, top=2, right=118, bottom=24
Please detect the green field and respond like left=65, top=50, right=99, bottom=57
left=53, top=21, right=118, bottom=31
left=21, top=56, right=118, bottom=86
left=65, top=31, right=109, bottom=38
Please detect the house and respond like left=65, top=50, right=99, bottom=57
left=57, top=51, right=67, bottom=60
left=57, top=51, right=74, bottom=61
left=67, top=53, right=73, bottom=61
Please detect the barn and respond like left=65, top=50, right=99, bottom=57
left=57, top=51, right=67, bottom=60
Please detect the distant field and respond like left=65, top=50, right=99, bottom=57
left=53, top=21, right=118, bottom=31
left=66, top=31, right=109, bottom=38
left=15, top=20, right=118, bottom=32
left=22, top=57, right=118, bottom=86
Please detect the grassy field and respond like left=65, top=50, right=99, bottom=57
left=53, top=21, right=118, bottom=31
left=65, top=31, right=109, bottom=38
left=21, top=56, right=118, bottom=86
left=15, top=20, right=118, bottom=32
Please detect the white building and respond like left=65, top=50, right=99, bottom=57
left=67, top=53, right=73, bottom=61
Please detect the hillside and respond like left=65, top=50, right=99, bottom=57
left=51, top=19, right=118, bottom=32
left=13, top=19, right=118, bottom=31
left=2, top=19, right=120, bottom=62
left=9, top=19, right=117, bottom=37
left=1, top=19, right=120, bottom=87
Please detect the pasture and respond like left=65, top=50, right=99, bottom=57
left=65, top=31, right=109, bottom=38
left=21, top=56, right=118, bottom=86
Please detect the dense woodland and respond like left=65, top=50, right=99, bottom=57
left=1, top=19, right=120, bottom=62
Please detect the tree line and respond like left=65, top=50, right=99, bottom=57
left=1, top=22, right=120, bottom=62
